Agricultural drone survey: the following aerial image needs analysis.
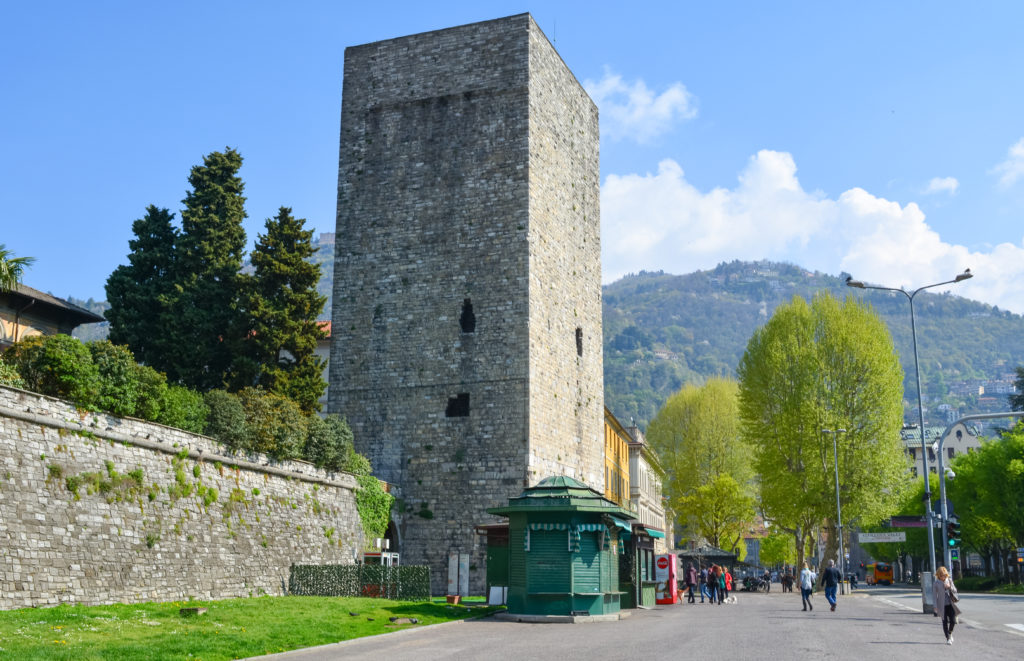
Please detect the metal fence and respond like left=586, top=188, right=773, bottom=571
left=288, top=564, right=431, bottom=601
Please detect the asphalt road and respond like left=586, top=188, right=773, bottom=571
left=250, top=587, right=1024, bottom=661
left=859, top=584, right=1024, bottom=636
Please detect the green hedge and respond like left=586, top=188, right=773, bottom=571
left=288, top=564, right=430, bottom=601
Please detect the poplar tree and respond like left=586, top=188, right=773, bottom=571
left=737, top=293, right=906, bottom=569
left=234, top=207, right=327, bottom=411
left=647, top=378, right=755, bottom=547
left=170, top=148, right=248, bottom=391
left=105, top=205, right=178, bottom=371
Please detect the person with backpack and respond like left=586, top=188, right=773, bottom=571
left=699, top=566, right=710, bottom=603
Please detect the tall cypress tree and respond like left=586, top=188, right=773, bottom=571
left=105, top=205, right=179, bottom=372
left=234, top=207, right=327, bottom=412
left=170, top=148, right=248, bottom=391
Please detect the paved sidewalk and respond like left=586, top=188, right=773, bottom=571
left=246, top=588, right=1024, bottom=661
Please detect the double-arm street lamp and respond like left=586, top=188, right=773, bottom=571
left=822, top=428, right=847, bottom=594
left=845, top=270, right=973, bottom=575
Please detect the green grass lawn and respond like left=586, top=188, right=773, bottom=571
left=0, top=596, right=502, bottom=660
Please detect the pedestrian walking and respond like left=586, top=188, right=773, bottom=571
left=715, top=565, right=726, bottom=605
left=821, top=559, right=842, bottom=611
left=699, top=566, right=710, bottom=603
left=685, top=562, right=698, bottom=603
left=932, top=566, right=961, bottom=645
left=762, top=568, right=772, bottom=593
left=707, top=564, right=719, bottom=604
left=799, top=562, right=817, bottom=612
left=724, top=567, right=733, bottom=600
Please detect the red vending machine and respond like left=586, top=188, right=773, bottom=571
left=655, top=553, right=678, bottom=604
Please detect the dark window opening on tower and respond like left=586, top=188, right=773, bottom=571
left=446, top=393, right=470, bottom=417
left=460, top=299, right=476, bottom=333
left=576, top=327, right=583, bottom=357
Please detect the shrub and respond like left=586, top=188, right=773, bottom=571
left=133, top=364, right=169, bottom=421
left=156, top=385, right=208, bottom=434
left=238, top=387, right=307, bottom=461
left=303, top=414, right=355, bottom=472
left=0, top=354, right=24, bottom=388
left=5, top=334, right=100, bottom=408
left=88, top=340, right=142, bottom=417
left=204, top=389, right=248, bottom=451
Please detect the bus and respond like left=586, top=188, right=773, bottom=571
left=865, top=562, right=894, bottom=585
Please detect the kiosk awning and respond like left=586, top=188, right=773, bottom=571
left=644, top=527, right=665, bottom=539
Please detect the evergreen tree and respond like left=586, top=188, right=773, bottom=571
left=170, top=148, right=248, bottom=391
left=234, top=207, right=327, bottom=411
left=105, top=205, right=178, bottom=371
left=1010, top=366, right=1024, bottom=411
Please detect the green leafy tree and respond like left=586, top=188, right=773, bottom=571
left=760, top=532, right=797, bottom=567
left=0, top=353, right=24, bottom=388
left=88, top=341, right=143, bottom=417
left=203, top=389, right=248, bottom=451
left=947, top=425, right=1024, bottom=579
left=155, top=385, right=208, bottom=434
left=5, top=335, right=101, bottom=408
left=677, top=473, right=756, bottom=552
left=168, top=148, right=248, bottom=391
left=304, top=414, right=355, bottom=472
left=237, top=387, right=307, bottom=461
left=647, top=378, right=754, bottom=545
left=105, top=206, right=178, bottom=371
left=737, top=293, right=906, bottom=569
left=0, top=244, right=34, bottom=292
left=233, top=207, right=327, bottom=411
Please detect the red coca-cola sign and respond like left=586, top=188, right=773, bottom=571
left=657, top=556, right=669, bottom=570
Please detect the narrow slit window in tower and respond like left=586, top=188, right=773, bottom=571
left=576, top=327, right=583, bottom=357
left=460, top=299, right=476, bottom=333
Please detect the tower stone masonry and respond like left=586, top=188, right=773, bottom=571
left=329, top=13, right=603, bottom=594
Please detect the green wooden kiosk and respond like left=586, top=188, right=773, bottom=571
left=487, top=476, right=635, bottom=616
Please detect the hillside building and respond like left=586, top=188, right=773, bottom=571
left=0, top=284, right=104, bottom=350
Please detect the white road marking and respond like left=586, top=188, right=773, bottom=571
left=1007, top=623, right=1024, bottom=635
left=876, top=597, right=918, bottom=612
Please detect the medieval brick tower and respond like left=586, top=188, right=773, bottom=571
left=329, top=14, right=602, bottom=593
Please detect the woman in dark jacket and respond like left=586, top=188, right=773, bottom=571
left=685, top=563, right=698, bottom=603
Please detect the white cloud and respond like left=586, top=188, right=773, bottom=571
left=601, top=150, right=1024, bottom=314
left=584, top=69, right=696, bottom=143
left=924, top=176, right=959, bottom=195
left=992, top=138, right=1024, bottom=188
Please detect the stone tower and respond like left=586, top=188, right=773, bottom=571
left=330, top=13, right=602, bottom=593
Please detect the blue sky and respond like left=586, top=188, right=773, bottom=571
left=3, top=1, right=1024, bottom=312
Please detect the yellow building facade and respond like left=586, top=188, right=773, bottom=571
left=603, top=407, right=632, bottom=509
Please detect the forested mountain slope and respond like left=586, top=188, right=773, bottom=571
left=603, top=261, right=1024, bottom=428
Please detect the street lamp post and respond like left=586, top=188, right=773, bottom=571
left=823, top=428, right=847, bottom=595
left=846, top=269, right=972, bottom=576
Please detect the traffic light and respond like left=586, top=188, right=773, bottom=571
left=947, top=518, right=962, bottom=548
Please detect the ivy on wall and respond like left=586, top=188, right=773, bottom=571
left=354, top=473, right=393, bottom=541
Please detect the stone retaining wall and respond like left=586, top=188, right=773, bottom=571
left=0, top=385, right=364, bottom=610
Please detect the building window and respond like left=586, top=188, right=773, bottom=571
left=947, top=447, right=955, bottom=459
left=908, top=448, right=915, bottom=460
left=575, top=327, right=583, bottom=357
left=460, top=299, right=476, bottom=333
left=929, top=467, right=936, bottom=474
left=911, top=467, right=918, bottom=477
left=445, top=393, right=470, bottom=417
